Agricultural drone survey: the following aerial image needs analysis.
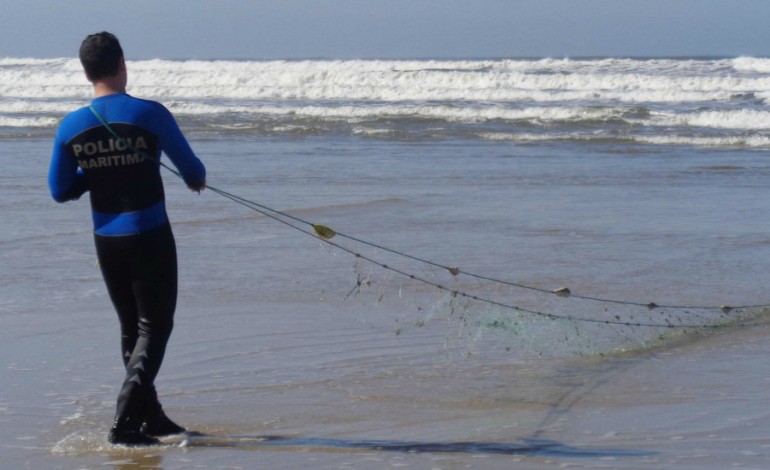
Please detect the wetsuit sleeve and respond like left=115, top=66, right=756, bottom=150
left=48, top=130, right=89, bottom=202
left=155, top=106, right=206, bottom=190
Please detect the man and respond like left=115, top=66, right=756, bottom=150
left=48, top=32, right=206, bottom=446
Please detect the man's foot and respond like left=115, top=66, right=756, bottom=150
left=108, top=427, right=161, bottom=446
left=141, top=410, right=186, bottom=437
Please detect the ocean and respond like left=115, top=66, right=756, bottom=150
left=2, top=57, right=770, bottom=469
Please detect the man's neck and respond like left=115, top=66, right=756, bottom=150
left=93, top=81, right=126, bottom=98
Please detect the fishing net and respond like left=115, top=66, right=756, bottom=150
left=323, top=233, right=770, bottom=357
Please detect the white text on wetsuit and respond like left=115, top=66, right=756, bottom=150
left=73, top=137, right=149, bottom=169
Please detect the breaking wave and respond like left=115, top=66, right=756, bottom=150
left=2, top=56, right=770, bottom=147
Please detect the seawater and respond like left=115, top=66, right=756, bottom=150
left=2, top=58, right=770, bottom=469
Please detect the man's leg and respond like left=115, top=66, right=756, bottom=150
left=128, top=224, right=185, bottom=437
left=95, top=233, right=160, bottom=445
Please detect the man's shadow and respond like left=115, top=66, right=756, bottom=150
left=178, top=433, right=653, bottom=458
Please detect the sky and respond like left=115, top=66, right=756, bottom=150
left=2, top=0, right=770, bottom=60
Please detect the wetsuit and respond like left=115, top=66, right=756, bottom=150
left=48, top=93, right=205, bottom=430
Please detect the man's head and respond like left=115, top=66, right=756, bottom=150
left=79, top=32, right=124, bottom=82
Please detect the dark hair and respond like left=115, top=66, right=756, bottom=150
left=79, top=32, right=124, bottom=81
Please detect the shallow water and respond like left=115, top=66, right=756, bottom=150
left=2, top=129, right=770, bottom=469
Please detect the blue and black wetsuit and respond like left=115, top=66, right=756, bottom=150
left=49, top=93, right=205, bottom=429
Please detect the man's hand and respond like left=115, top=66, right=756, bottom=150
left=189, top=181, right=206, bottom=194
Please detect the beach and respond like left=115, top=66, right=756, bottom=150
left=2, top=57, right=770, bottom=468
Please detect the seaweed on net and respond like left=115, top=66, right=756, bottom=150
left=336, top=236, right=770, bottom=358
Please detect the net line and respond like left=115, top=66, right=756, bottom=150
left=205, top=185, right=769, bottom=330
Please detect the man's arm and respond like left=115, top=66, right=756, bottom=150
left=48, top=133, right=89, bottom=202
left=154, top=105, right=206, bottom=191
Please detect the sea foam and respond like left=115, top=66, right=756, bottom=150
left=2, top=57, right=769, bottom=147
left=3, top=57, right=768, bottom=103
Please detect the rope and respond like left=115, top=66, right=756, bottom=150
left=202, top=185, right=770, bottom=312
left=198, top=190, right=768, bottom=329
left=86, top=106, right=770, bottom=329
